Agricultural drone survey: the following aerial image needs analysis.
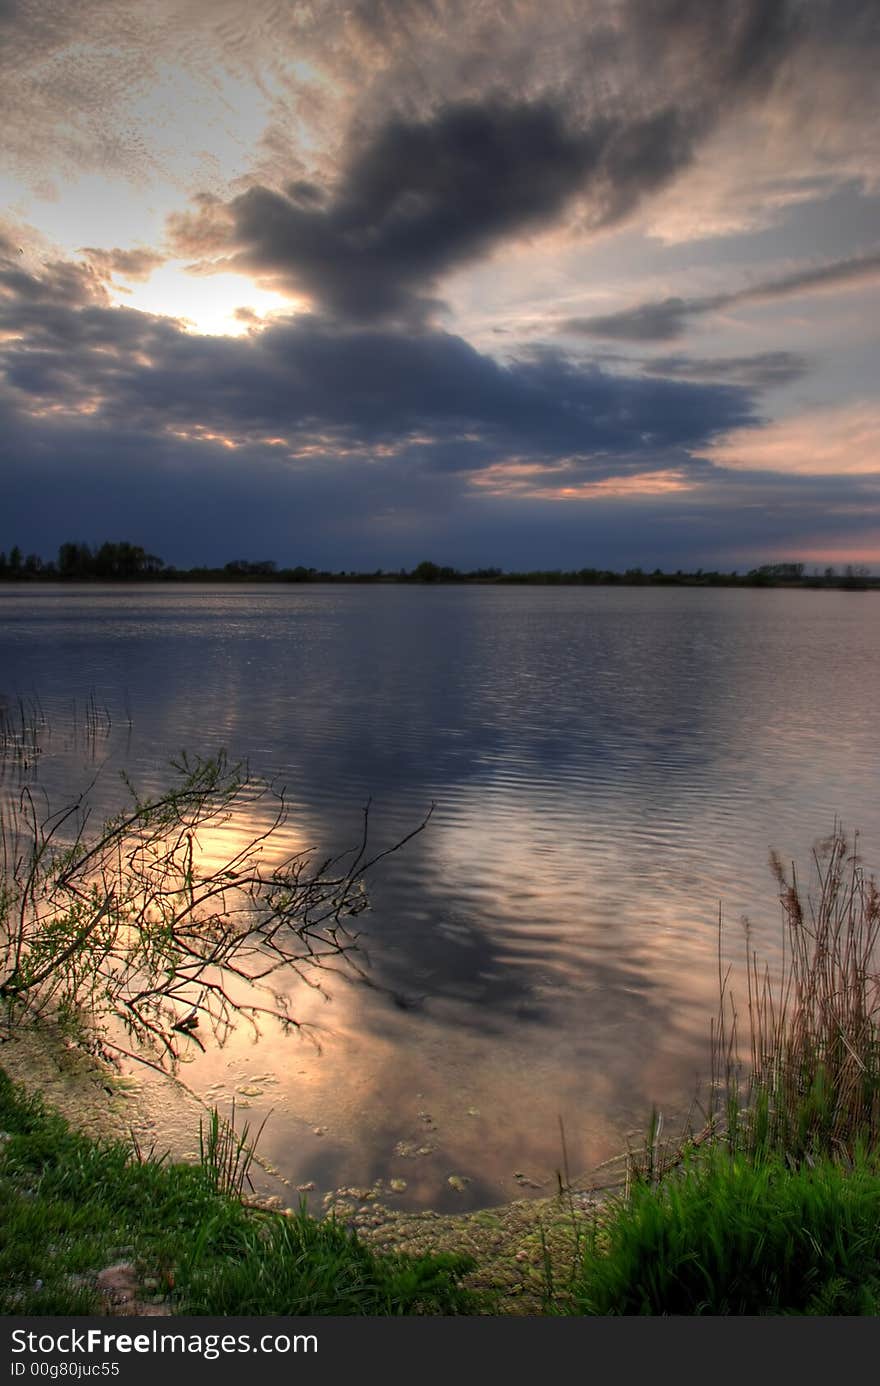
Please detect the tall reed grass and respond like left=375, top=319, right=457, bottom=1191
left=713, top=827, right=880, bottom=1160
left=566, top=829, right=880, bottom=1315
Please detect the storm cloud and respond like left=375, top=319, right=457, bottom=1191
left=2, top=0, right=880, bottom=570
left=0, top=246, right=754, bottom=469
left=170, top=98, right=704, bottom=323
left=167, top=0, right=832, bottom=323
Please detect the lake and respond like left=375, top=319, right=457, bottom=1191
left=0, top=583, right=877, bottom=1211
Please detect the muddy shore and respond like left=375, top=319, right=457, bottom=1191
left=2, top=1026, right=614, bottom=1313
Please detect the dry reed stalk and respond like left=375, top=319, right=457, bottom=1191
left=716, top=828, right=880, bottom=1158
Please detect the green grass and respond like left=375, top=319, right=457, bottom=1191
left=571, top=1149, right=880, bottom=1315
left=0, top=1069, right=474, bottom=1315
left=558, top=833, right=880, bottom=1316
left=5, top=827, right=880, bottom=1317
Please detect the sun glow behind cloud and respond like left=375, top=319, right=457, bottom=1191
left=111, top=262, right=295, bottom=335
left=2, top=0, right=880, bottom=569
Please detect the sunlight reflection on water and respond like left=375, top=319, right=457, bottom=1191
left=1, top=583, right=878, bottom=1210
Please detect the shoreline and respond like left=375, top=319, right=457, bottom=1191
left=0, top=1028, right=610, bottom=1313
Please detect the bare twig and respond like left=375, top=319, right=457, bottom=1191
left=0, top=753, right=427, bottom=1068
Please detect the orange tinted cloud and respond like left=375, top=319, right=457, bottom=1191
left=470, top=461, right=694, bottom=500
left=702, top=402, right=880, bottom=476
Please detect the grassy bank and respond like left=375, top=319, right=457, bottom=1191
left=563, top=827, right=880, bottom=1315
left=571, top=1147, right=880, bottom=1315
left=7, top=1061, right=880, bottom=1317
left=3, top=825, right=880, bottom=1316
left=0, top=1070, right=474, bottom=1316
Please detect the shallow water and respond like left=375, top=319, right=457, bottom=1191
left=1, top=582, right=877, bottom=1210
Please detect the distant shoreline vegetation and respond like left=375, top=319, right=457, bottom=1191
left=0, top=543, right=874, bottom=589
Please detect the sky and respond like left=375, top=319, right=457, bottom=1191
left=1, top=0, right=879, bottom=572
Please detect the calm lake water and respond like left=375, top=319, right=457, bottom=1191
left=1, top=583, right=878, bottom=1210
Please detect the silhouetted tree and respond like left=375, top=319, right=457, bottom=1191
left=413, top=560, right=441, bottom=582
left=58, top=542, right=94, bottom=578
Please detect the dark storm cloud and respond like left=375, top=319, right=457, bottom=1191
left=5, top=409, right=880, bottom=573
left=170, top=98, right=700, bottom=323
left=168, top=0, right=829, bottom=323
left=643, top=351, right=810, bottom=388
left=565, top=250, right=880, bottom=340
left=0, top=248, right=754, bottom=467
left=0, top=242, right=767, bottom=572
left=2, top=0, right=879, bottom=574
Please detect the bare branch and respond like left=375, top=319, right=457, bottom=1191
left=0, top=754, right=426, bottom=1068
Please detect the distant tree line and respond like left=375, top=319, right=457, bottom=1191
left=0, top=541, right=165, bottom=580
left=0, top=544, right=874, bottom=589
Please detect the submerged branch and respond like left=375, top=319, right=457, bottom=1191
left=0, top=753, right=428, bottom=1067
